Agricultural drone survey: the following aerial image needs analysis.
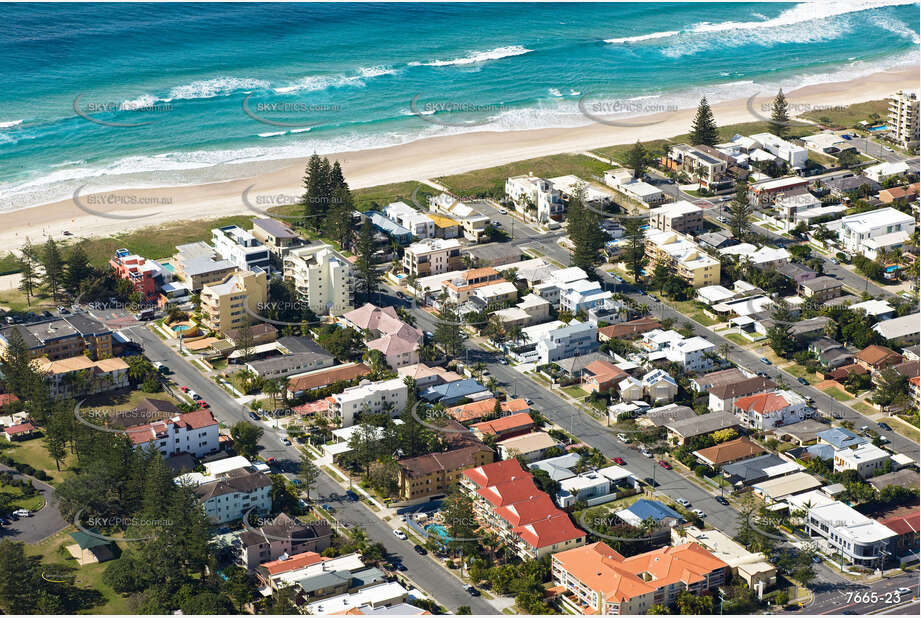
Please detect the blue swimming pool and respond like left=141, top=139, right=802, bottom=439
left=425, top=523, right=450, bottom=541
left=868, top=124, right=889, bottom=132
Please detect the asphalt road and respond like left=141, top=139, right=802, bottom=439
left=0, top=463, right=68, bottom=544
left=127, top=324, right=496, bottom=615
left=785, top=568, right=920, bottom=615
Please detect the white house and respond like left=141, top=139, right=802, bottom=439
left=664, top=336, right=718, bottom=372
left=837, top=208, right=916, bottom=257
left=212, top=225, right=272, bottom=273
left=750, top=133, right=808, bottom=169
left=283, top=244, right=355, bottom=315
left=192, top=468, right=273, bottom=524
left=733, top=390, right=807, bottom=430
left=505, top=174, right=565, bottom=222
left=383, top=201, right=436, bottom=238
left=603, top=168, right=667, bottom=205
left=642, top=369, right=678, bottom=403
left=864, top=160, right=911, bottom=184
left=806, top=501, right=896, bottom=567
left=128, top=409, right=221, bottom=459
left=330, top=378, right=409, bottom=427
left=833, top=443, right=892, bottom=478
left=535, top=320, right=598, bottom=365
left=559, top=279, right=613, bottom=314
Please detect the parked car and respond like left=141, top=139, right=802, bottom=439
left=896, top=587, right=911, bottom=595
left=676, top=498, right=691, bottom=507
left=812, top=555, right=822, bottom=563
left=393, top=530, right=407, bottom=540
left=797, top=377, right=809, bottom=385
left=465, top=585, right=480, bottom=597
left=198, top=400, right=209, bottom=408
left=759, top=357, right=772, bottom=365
left=692, top=509, right=706, bottom=518
left=658, top=460, right=672, bottom=470
left=498, top=208, right=508, bottom=215
left=180, top=386, right=190, bottom=392
left=525, top=398, right=534, bottom=406
left=616, top=433, right=630, bottom=443
left=346, top=490, right=359, bottom=502
left=613, top=457, right=626, bottom=465
left=878, top=422, right=893, bottom=432
left=248, top=412, right=261, bottom=421
left=281, top=437, right=291, bottom=446
left=13, top=509, right=32, bottom=518
left=641, top=449, right=653, bottom=458
left=497, top=358, right=508, bottom=365
left=413, top=545, right=427, bottom=555
left=189, top=391, right=201, bottom=400
left=715, top=496, right=729, bottom=506
left=322, top=504, right=334, bottom=513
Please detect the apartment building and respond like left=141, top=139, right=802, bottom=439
left=644, top=230, right=720, bottom=288
left=709, top=376, right=777, bottom=412
left=837, top=207, right=916, bottom=257
left=251, top=218, right=302, bottom=265
left=174, top=241, right=238, bottom=291
left=559, top=280, right=614, bottom=314
left=402, top=238, right=463, bottom=277
left=239, top=513, right=331, bottom=572
left=603, top=168, right=667, bottom=205
left=748, top=176, right=810, bottom=207
left=283, top=244, right=355, bottom=315
left=34, top=356, right=129, bottom=400
left=212, top=225, right=272, bottom=273
left=109, top=249, right=171, bottom=304
left=663, top=144, right=728, bottom=188
left=648, top=200, right=703, bottom=234
left=383, top=201, right=435, bottom=238
left=807, top=501, right=897, bottom=567
left=494, top=293, right=551, bottom=328
left=798, top=276, right=843, bottom=304
left=552, top=542, right=729, bottom=615
left=192, top=467, right=273, bottom=524
left=888, top=90, right=919, bottom=149
left=127, top=408, right=220, bottom=459
left=505, top=174, right=565, bottom=222
left=397, top=444, right=493, bottom=500
left=733, top=390, right=807, bottom=431
left=461, top=459, right=586, bottom=559
left=443, top=267, right=504, bottom=304
left=329, top=378, right=408, bottom=427
left=200, top=269, right=268, bottom=335
left=0, top=314, right=113, bottom=361
left=534, top=320, right=598, bottom=365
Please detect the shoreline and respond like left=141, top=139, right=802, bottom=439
left=1, top=65, right=917, bottom=254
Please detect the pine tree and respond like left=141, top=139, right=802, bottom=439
left=621, top=218, right=648, bottom=284
left=769, top=88, right=790, bottom=138
left=626, top=140, right=648, bottom=179
left=301, top=154, right=327, bottom=229
left=690, top=97, right=719, bottom=146
left=434, top=302, right=464, bottom=359
left=727, top=181, right=753, bottom=239
left=567, top=186, right=604, bottom=274
left=354, top=216, right=379, bottom=301
left=41, top=238, right=64, bottom=302
left=63, top=244, right=92, bottom=297
left=17, top=241, right=38, bottom=307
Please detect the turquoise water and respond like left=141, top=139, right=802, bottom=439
left=868, top=124, right=890, bottom=132
left=425, top=523, right=450, bottom=541
left=0, top=2, right=917, bottom=210
left=172, top=324, right=192, bottom=332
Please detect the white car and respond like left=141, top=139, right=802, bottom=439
left=393, top=530, right=407, bottom=540
left=641, top=450, right=653, bottom=458
left=281, top=437, right=292, bottom=446
left=692, top=509, right=706, bottom=518
left=676, top=498, right=691, bottom=507
left=498, top=208, right=508, bottom=215
left=896, top=587, right=911, bottom=595
left=13, top=509, right=31, bottom=518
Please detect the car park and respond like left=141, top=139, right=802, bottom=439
left=393, top=530, right=407, bottom=540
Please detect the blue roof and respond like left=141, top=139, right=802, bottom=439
left=624, top=499, right=682, bottom=522
left=805, top=443, right=835, bottom=461
left=420, top=378, right=487, bottom=403
left=817, top=428, right=867, bottom=450
left=367, top=211, right=411, bottom=240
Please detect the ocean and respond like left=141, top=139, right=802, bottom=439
left=0, top=1, right=918, bottom=210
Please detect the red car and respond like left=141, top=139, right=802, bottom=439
left=658, top=460, right=672, bottom=470
left=613, top=457, right=626, bottom=465
left=180, top=386, right=190, bottom=392
left=198, top=401, right=210, bottom=408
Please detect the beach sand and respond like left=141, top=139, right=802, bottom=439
left=1, top=65, right=917, bottom=253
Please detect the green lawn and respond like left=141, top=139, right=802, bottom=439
left=0, top=484, right=45, bottom=511
left=723, top=332, right=751, bottom=346
left=561, top=385, right=589, bottom=400
left=5, top=438, right=77, bottom=486
left=83, top=387, right=180, bottom=412
left=434, top=153, right=611, bottom=198
left=783, top=363, right=820, bottom=384
left=821, top=386, right=852, bottom=402
left=0, top=288, right=57, bottom=312
left=851, top=401, right=876, bottom=416
left=24, top=529, right=131, bottom=614
left=800, top=99, right=888, bottom=129
left=882, top=416, right=920, bottom=442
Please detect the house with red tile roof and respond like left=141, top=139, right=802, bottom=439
left=471, top=412, right=535, bottom=440
left=460, top=459, right=585, bottom=559
left=445, top=397, right=530, bottom=424
left=551, top=541, right=729, bottom=615
left=581, top=360, right=627, bottom=394
left=876, top=506, right=920, bottom=559
left=127, top=409, right=220, bottom=458
left=287, top=363, right=370, bottom=397
left=339, top=303, right=423, bottom=368
left=3, top=422, right=36, bottom=441
left=855, top=345, right=903, bottom=373
left=733, top=389, right=808, bottom=431
left=0, top=393, right=20, bottom=409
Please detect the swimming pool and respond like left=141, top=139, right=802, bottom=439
left=868, top=124, right=889, bottom=132
left=172, top=324, right=192, bottom=332
left=425, top=523, right=450, bottom=541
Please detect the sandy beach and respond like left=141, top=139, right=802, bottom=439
left=1, top=65, right=917, bottom=254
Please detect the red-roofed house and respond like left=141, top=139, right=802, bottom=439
left=461, top=459, right=585, bottom=559
left=127, top=409, right=220, bottom=458
left=551, top=541, right=729, bottom=615
left=877, top=506, right=920, bottom=559
left=445, top=398, right=530, bottom=424
left=3, top=422, right=36, bottom=441
left=581, top=360, right=628, bottom=394
left=0, top=393, right=20, bottom=409
left=733, top=389, right=808, bottom=430
left=471, top=412, right=535, bottom=440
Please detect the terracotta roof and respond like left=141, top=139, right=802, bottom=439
left=583, top=360, right=627, bottom=383
left=367, top=333, right=419, bottom=356
left=827, top=364, right=868, bottom=381
left=514, top=513, right=585, bottom=549
left=598, top=317, right=661, bottom=340
left=471, top=412, right=535, bottom=436
left=262, top=550, right=327, bottom=575
left=495, top=492, right=558, bottom=527
left=126, top=409, right=217, bottom=445
left=463, top=458, right=530, bottom=489
left=0, top=393, right=20, bottom=406
left=445, top=398, right=529, bottom=423
left=734, top=392, right=795, bottom=414
left=693, top=437, right=766, bottom=466
left=476, top=477, right=542, bottom=507
left=856, top=345, right=902, bottom=368
left=287, top=363, right=370, bottom=392
left=878, top=508, right=920, bottom=536
left=292, top=400, right=330, bottom=415
left=4, top=422, right=35, bottom=435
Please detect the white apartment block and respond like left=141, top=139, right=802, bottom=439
left=888, top=90, right=919, bottom=149
left=535, top=320, right=598, bottom=365
left=330, top=378, right=409, bottom=427
left=750, top=133, right=808, bottom=169
left=402, top=238, right=463, bottom=277
left=559, top=279, right=613, bottom=314
left=129, top=409, right=221, bottom=459
left=212, top=225, right=272, bottom=273
left=648, top=200, right=703, bottom=234
left=383, top=201, right=435, bottom=238
left=807, top=501, right=896, bottom=567
left=603, top=168, right=667, bottom=205
left=283, top=244, right=355, bottom=315
left=505, top=174, right=565, bottom=222
left=833, top=443, right=891, bottom=478
left=836, top=207, right=916, bottom=257
left=664, top=336, right=717, bottom=372
left=193, top=468, right=273, bottom=524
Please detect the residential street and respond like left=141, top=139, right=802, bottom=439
left=126, top=324, right=497, bottom=615
left=0, top=463, right=68, bottom=544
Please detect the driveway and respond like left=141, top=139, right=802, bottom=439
left=0, top=463, right=68, bottom=544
